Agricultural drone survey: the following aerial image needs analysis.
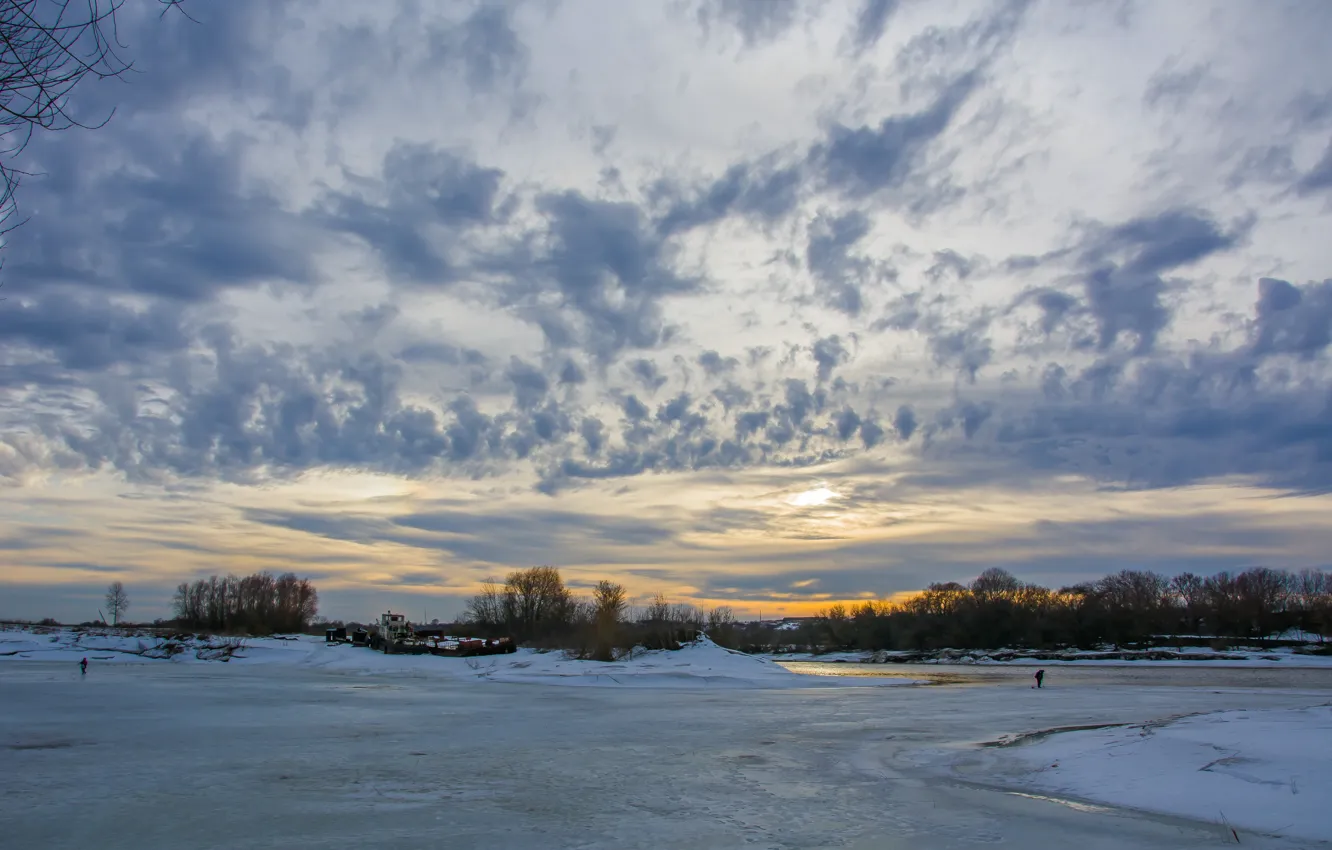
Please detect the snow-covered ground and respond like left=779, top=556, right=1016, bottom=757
left=973, top=706, right=1332, bottom=843
left=0, top=627, right=919, bottom=689
left=5, top=626, right=1332, bottom=848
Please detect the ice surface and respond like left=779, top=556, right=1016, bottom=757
left=4, top=626, right=1332, bottom=848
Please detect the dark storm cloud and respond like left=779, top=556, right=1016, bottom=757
left=811, top=73, right=978, bottom=206
left=1024, top=289, right=1080, bottom=335
left=0, top=294, right=190, bottom=371
left=11, top=335, right=469, bottom=482
left=499, top=191, right=700, bottom=360
left=698, top=350, right=739, bottom=376
left=559, top=359, right=588, bottom=385
left=2, top=304, right=907, bottom=492
left=832, top=407, right=861, bottom=441
left=656, top=158, right=804, bottom=235
left=712, top=381, right=753, bottom=412
left=936, top=276, right=1332, bottom=492
left=505, top=358, right=550, bottom=409
left=1025, top=209, right=1244, bottom=355
left=1080, top=210, right=1241, bottom=353
left=928, top=319, right=993, bottom=383
left=1250, top=277, right=1332, bottom=359
left=580, top=417, right=606, bottom=454
left=629, top=359, right=668, bottom=392
left=3, top=0, right=534, bottom=330
left=894, top=405, right=918, bottom=440
left=935, top=400, right=992, bottom=440
left=805, top=210, right=878, bottom=316
left=657, top=40, right=998, bottom=239
left=70, top=1, right=298, bottom=118
left=656, top=392, right=703, bottom=430
left=810, top=334, right=850, bottom=383
left=621, top=395, right=651, bottom=422
left=859, top=416, right=886, bottom=448
left=11, top=132, right=316, bottom=301
left=313, top=143, right=506, bottom=286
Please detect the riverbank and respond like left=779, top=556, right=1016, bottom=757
left=763, top=644, right=1332, bottom=667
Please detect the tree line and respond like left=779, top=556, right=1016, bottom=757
left=463, top=566, right=739, bottom=659
left=809, top=567, right=1332, bottom=652
left=172, top=572, right=319, bottom=634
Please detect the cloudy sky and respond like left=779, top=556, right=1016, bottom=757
left=3, top=0, right=1332, bottom=624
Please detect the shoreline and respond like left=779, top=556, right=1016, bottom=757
left=762, top=645, right=1332, bottom=668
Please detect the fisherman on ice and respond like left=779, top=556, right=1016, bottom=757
left=1034, top=669, right=1044, bottom=689
left=79, top=657, right=88, bottom=675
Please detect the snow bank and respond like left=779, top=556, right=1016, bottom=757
left=0, top=628, right=917, bottom=689
left=0, top=626, right=248, bottom=662
left=454, top=637, right=917, bottom=688
left=995, top=706, right=1332, bottom=842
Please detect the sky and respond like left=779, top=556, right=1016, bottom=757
left=3, top=0, right=1332, bottom=624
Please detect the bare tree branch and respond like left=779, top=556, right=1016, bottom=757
left=0, top=1, right=188, bottom=265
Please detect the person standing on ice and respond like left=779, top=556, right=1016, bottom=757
left=79, top=657, right=87, bottom=675
left=1034, top=669, right=1044, bottom=689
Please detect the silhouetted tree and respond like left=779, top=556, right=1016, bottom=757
left=705, top=604, right=737, bottom=648
left=172, top=572, right=318, bottom=633
left=104, top=580, right=128, bottom=625
left=501, top=566, right=573, bottom=642
left=591, top=580, right=627, bottom=660
left=805, top=566, right=1329, bottom=653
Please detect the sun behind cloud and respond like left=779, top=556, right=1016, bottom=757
left=789, top=486, right=839, bottom=508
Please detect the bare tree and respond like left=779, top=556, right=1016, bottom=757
left=0, top=1, right=187, bottom=247
left=464, top=578, right=505, bottom=631
left=642, top=591, right=671, bottom=623
left=590, top=580, right=627, bottom=661
left=970, top=567, right=1021, bottom=598
left=104, top=580, right=128, bottom=625
left=501, top=566, right=572, bottom=642
left=592, top=580, right=627, bottom=624
left=705, top=605, right=737, bottom=648
left=171, top=571, right=318, bottom=633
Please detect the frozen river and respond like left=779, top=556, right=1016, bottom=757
left=3, top=661, right=1330, bottom=849
left=779, top=659, right=1332, bottom=690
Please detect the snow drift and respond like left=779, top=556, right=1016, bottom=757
left=992, top=705, right=1332, bottom=842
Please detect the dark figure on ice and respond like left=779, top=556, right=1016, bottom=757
left=1034, top=669, right=1044, bottom=689
left=79, top=657, right=87, bottom=675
